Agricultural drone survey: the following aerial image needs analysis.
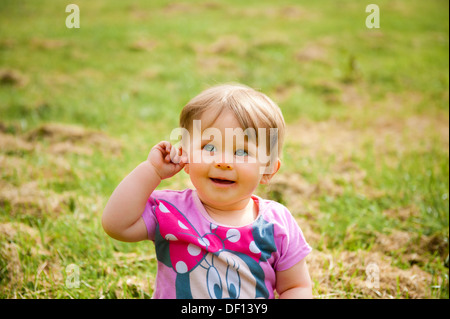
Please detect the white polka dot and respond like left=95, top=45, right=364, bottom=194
left=165, top=234, right=177, bottom=241
left=178, top=220, right=188, bottom=229
left=158, top=202, right=170, bottom=213
left=249, top=241, right=260, bottom=254
left=198, top=237, right=209, bottom=247
left=187, top=244, right=201, bottom=256
left=175, top=261, right=188, bottom=274
left=211, top=224, right=218, bottom=230
left=226, top=229, right=240, bottom=242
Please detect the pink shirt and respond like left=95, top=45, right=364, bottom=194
left=141, top=188, right=312, bottom=299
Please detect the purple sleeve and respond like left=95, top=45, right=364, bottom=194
left=273, top=207, right=312, bottom=272
left=141, top=193, right=159, bottom=241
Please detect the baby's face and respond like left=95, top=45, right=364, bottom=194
left=183, top=110, right=271, bottom=211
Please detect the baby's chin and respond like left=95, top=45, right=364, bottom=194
left=198, top=191, right=254, bottom=211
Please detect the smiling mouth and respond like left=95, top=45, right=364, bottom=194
left=210, top=178, right=235, bottom=185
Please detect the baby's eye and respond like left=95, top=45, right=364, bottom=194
left=235, top=149, right=248, bottom=157
left=203, top=144, right=216, bottom=152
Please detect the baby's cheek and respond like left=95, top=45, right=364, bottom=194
left=236, top=163, right=261, bottom=179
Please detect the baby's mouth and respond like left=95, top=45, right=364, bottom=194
left=210, top=178, right=235, bottom=185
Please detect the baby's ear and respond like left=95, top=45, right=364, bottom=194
left=180, top=147, right=190, bottom=174
left=260, top=159, right=281, bottom=184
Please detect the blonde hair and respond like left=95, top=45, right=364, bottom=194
left=179, top=83, right=285, bottom=159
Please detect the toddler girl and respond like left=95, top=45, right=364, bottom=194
left=102, top=84, right=312, bottom=299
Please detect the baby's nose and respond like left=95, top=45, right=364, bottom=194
left=214, top=163, right=233, bottom=170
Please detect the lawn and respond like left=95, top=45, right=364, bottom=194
left=0, top=0, right=448, bottom=299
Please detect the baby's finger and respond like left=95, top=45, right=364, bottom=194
left=164, top=142, right=171, bottom=154
left=180, top=155, right=189, bottom=164
left=155, top=141, right=170, bottom=157
left=170, top=146, right=182, bottom=164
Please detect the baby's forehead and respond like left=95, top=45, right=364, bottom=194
left=197, top=107, right=239, bottom=126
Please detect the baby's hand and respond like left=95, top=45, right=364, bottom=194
left=147, top=141, right=187, bottom=180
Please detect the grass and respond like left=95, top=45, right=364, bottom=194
left=0, top=0, right=448, bottom=298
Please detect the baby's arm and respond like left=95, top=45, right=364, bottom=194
left=102, top=141, right=186, bottom=242
left=276, top=259, right=313, bottom=299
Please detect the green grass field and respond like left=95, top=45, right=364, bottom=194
left=0, top=0, right=448, bottom=298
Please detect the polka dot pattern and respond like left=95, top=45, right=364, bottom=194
left=154, top=199, right=262, bottom=274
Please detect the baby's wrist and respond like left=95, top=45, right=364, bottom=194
left=141, top=160, right=163, bottom=182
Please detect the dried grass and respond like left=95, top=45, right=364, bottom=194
left=0, top=181, right=72, bottom=218
left=308, top=249, right=433, bottom=299
left=0, top=68, right=28, bottom=87
left=25, top=123, right=122, bottom=155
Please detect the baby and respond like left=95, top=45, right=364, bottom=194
left=102, top=84, right=313, bottom=299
